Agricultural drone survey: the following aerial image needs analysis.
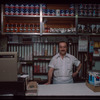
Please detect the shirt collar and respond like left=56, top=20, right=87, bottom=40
left=56, top=53, right=69, bottom=59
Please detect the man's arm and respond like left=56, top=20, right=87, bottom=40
left=45, top=67, right=54, bottom=85
left=72, top=63, right=82, bottom=77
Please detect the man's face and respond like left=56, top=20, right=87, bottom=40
left=59, top=42, right=67, bottom=56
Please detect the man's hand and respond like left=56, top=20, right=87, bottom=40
left=72, top=71, right=78, bottom=78
left=44, top=82, right=50, bottom=85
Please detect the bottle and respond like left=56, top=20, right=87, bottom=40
left=10, top=23, right=14, bottom=33
left=92, top=24, right=97, bottom=33
left=14, top=23, right=18, bottom=33
left=87, top=24, right=92, bottom=33
left=27, top=23, right=31, bottom=33
left=23, top=23, right=27, bottom=32
left=5, top=23, right=10, bottom=32
left=78, top=24, right=82, bottom=33
left=83, top=24, right=88, bottom=33
left=31, top=24, right=35, bottom=33
left=19, top=23, right=23, bottom=33
left=36, top=23, right=40, bottom=33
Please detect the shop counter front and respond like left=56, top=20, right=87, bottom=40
left=38, top=83, right=100, bottom=96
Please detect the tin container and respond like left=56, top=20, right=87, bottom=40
left=35, top=4, right=39, bottom=9
left=35, top=9, right=39, bottom=15
left=46, top=9, right=51, bottom=16
left=93, top=10, right=97, bottom=17
left=78, top=4, right=84, bottom=10
left=70, top=10, right=74, bottom=16
left=5, top=8, right=9, bottom=15
left=60, top=10, right=65, bottom=16
left=51, top=9, right=56, bottom=16
left=78, top=10, right=84, bottom=16
left=69, top=4, right=74, bottom=10
left=65, top=10, right=69, bottom=16
left=88, top=10, right=92, bottom=16
left=56, top=9, right=60, bottom=16
left=30, top=4, right=35, bottom=9
left=42, top=4, right=46, bottom=9
left=88, top=4, right=92, bottom=10
left=84, top=10, right=88, bottom=16
left=42, top=9, right=46, bottom=15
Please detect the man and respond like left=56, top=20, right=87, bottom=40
left=45, top=41, right=82, bottom=84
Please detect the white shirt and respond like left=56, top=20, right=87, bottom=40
left=48, top=53, right=80, bottom=84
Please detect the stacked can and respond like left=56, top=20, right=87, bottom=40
left=42, top=4, right=46, bottom=15
left=19, top=4, right=24, bottom=15
left=46, top=9, right=51, bottom=16
left=9, top=4, right=14, bottom=15
left=5, top=4, right=10, bottom=15
left=60, top=10, right=65, bottom=16
left=34, top=4, right=40, bottom=15
left=29, top=4, right=35, bottom=15
left=65, top=10, right=69, bottom=16
left=51, top=9, right=56, bottom=16
left=24, top=4, right=30, bottom=15
left=15, top=4, right=20, bottom=15
left=69, top=4, right=74, bottom=16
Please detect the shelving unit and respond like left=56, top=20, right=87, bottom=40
left=1, top=3, right=100, bottom=83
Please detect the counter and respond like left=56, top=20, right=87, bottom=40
left=38, top=82, right=100, bottom=96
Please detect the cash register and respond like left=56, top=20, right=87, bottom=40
left=0, top=52, right=25, bottom=96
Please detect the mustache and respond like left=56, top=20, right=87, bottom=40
left=61, top=50, right=66, bottom=52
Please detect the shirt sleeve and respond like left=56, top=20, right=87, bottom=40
left=72, top=56, right=80, bottom=67
left=48, top=57, right=55, bottom=68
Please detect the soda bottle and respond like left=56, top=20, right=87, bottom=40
left=14, top=23, right=18, bottom=33
left=92, top=24, right=97, bottom=33
left=10, top=23, right=14, bottom=33
left=27, top=23, right=31, bottom=32
left=19, top=23, right=23, bottom=33
left=83, top=24, right=88, bottom=33
left=78, top=24, right=82, bottom=33
left=5, top=23, right=10, bottom=32
left=36, top=23, right=40, bottom=33
left=23, top=23, right=27, bottom=32
left=31, top=24, right=35, bottom=33
left=87, top=24, right=92, bottom=33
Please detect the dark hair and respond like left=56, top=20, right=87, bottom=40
left=58, top=41, right=67, bottom=47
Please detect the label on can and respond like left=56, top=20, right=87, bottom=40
left=93, top=10, right=96, bottom=17
left=42, top=4, right=46, bottom=9
left=51, top=9, right=56, bottom=16
left=70, top=4, right=74, bottom=10
left=78, top=4, right=83, bottom=9
left=42, top=9, right=46, bottom=15
left=46, top=9, right=50, bottom=16
left=88, top=10, right=92, bottom=16
left=5, top=4, right=10, bottom=8
left=84, top=4, right=88, bottom=9
left=70, top=10, right=74, bottom=16
left=84, top=10, right=88, bottom=16
left=88, top=4, right=92, bottom=10
left=79, top=10, right=84, bottom=16
left=60, top=10, right=65, bottom=16
left=65, top=10, right=69, bottom=16
left=56, top=9, right=60, bottom=16
left=35, top=4, right=39, bottom=9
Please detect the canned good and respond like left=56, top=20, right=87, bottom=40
left=42, top=9, right=46, bottom=15
left=88, top=4, right=92, bottom=10
left=30, top=4, right=35, bottom=9
left=60, top=10, right=65, bottom=16
left=84, top=10, right=88, bottom=16
left=42, top=4, right=46, bottom=9
left=20, top=9, right=24, bottom=15
left=30, top=10, right=35, bottom=15
left=70, top=4, right=74, bottom=10
left=78, top=10, right=84, bottom=16
left=25, top=4, right=29, bottom=9
left=93, top=4, right=97, bottom=9
left=65, top=10, right=69, bottom=16
left=35, top=4, right=39, bottom=9
left=78, top=4, right=83, bottom=10
left=9, top=9, right=14, bottom=15
left=15, top=4, right=19, bottom=9
left=88, top=10, right=92, bottom=16
left=15, top=9, right=20, bottom=15
left=70, top=10, right=74, bottom=16
left=84, top=4, right=88, bottom=9
left=5, top=4, right=10, bottom=8
left=98, top=11, right=100, bottom=17
left=5, top=10, right=9, bottom=15
left=20, top=4, right=24, bottom=9
left=46, top=9, right=51, bottom=16
left=51, top=9, right=56, bottom=16
left=93, top=10, right=97, bottom=17
left=35, top=9, right=39, bottom=15
left=10, top=4, right=14, bottom=9
left=56, top=9, right=60, bottom=16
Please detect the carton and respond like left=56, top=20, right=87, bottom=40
left=86, top=81, right=100, bottom=92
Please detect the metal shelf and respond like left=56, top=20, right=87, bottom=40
left=78, top=16, right=100, bottom=19
left=43, top=16, right=75, bottom=18
left=78, top=33, right=100, bottom=36
left=4, top=15, right=40, bottom=18
left=5, top=32, right=40, bottom=35
left=42, top=33, right=76, bottom=35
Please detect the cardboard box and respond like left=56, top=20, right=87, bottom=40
left=86, top=81, right=100, bottom=92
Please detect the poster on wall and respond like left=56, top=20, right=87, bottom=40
left=78, top=36, right=88, bottom=52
